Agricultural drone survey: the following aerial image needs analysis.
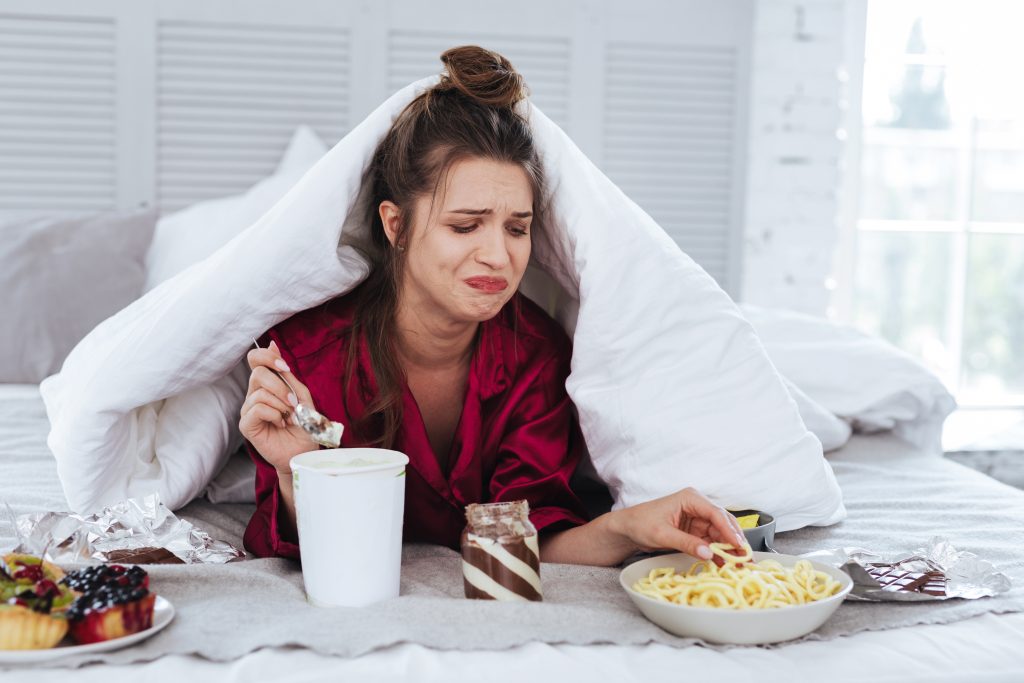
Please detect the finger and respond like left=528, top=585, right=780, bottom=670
left=242, top=387, right=292, bottom=419
left=247, top=348, right=292, bottom=374
left=243, top=386, right=291, bottom=415
left=265, top=340, right=294, bottom=374
left=248, top=367, right=294, bottom=406
left=255, top=343, right=314, bottom=405
left=716, top=508, right=749, bottom=549
left=704, top=510, right=746, bottom=548
left=723, top=508, right=746, bottom=538
left=655, top=525, right=714, bottom=561
left=683, top=489, right=747, bottom=549
left=241, top=402, right=291, bottom=435
left=248, top=344, right=314, bottom=408
left=266, top=341, right=317, bottom=402
left=266, top=361, right=314, bottom=407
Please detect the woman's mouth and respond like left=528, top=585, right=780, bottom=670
left=464, top=277, right=509, bottom=293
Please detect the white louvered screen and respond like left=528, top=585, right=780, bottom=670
left=155, top=21, right=351, bottom=212
left=0, top=13, right=117, bottom=212
left=387, top=31, right=572, bottom=132
left=602, top=42, right=740, bottom=287
left=0, top=0, right=752, bottom=294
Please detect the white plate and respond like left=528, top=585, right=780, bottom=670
left=0, top=595, right=175, bottom=664
left=620, top=551, right=852, bottom=645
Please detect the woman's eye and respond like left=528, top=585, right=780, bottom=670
left=449, top=223, right=528, bottom=236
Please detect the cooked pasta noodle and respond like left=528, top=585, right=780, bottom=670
left=631, top=543, right=842, bottom=609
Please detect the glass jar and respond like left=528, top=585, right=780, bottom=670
left=460, top=500, right=542, bottom=602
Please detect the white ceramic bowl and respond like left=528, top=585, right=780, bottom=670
left=619, top=551, right=853, bottom=645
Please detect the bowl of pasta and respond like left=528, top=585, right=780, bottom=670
left=620, top=544, right=853, bottom=645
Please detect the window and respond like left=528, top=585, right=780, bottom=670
left=852, top=1, right=1024, bottom=408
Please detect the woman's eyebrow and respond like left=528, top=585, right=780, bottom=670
left=446, top=208, right=533, bottom=218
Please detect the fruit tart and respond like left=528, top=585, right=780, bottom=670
left=0, top=553, right=77, bottom=650
left=61, top=564, right=155, bottom=644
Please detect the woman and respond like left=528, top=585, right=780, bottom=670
left=240, top=45, right=746, bottom=565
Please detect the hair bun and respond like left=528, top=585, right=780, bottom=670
left=438, top=45, right=526, bottom=108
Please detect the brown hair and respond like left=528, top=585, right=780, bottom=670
left=348, top=45, right=548, bottom=449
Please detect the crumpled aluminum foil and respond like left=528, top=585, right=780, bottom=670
left=5, top=493, right=245, bottom=565
left=801, top=536, right=1012, bottom=602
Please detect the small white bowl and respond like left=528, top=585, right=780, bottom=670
left=619, top=551, right=852, bottom=645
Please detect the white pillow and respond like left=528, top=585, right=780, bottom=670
left=740, top=304, right=957, bottom=453
left=781, top=377, right=852, bottom=452
left=143, top=126, right=328, bottom=291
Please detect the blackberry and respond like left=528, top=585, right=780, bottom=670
left=62, top=564, right=150, bottom=621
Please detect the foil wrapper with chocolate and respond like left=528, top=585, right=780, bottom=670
left=5, top=493, right=245, bottom=565
left=802, top=537, right=1012, bottom=602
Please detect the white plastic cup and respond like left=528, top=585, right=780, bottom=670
left=290, top=448, right=409, bottom=607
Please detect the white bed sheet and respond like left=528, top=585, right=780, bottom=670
left=17, top=613, right=1024, bottom=683
left=3, top=382, right=1023, bottom=682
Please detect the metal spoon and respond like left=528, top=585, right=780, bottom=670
left=251, top=338, right=344, bottom=448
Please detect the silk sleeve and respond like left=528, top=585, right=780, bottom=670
left=488, top=351, right=589, bottom=535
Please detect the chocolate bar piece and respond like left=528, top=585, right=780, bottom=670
left=105, top=547, right=184, bottom=564
left=867, top=563, right=947, bottom=596
left=919, top=574, right=948, bottom=596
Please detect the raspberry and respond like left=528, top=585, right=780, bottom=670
left=12, top=562, right=43, bottom=582
left=33, top=579, right=60, bottom=598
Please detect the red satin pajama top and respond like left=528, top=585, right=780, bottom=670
left=243, top=287, right=589, bottom=559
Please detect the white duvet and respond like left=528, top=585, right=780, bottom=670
left=41, top=75, right=861, bottom=530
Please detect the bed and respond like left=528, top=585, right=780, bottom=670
left=2, top=382, right=1023, bottom=680
left=3, top=2, right=1024, bottom=679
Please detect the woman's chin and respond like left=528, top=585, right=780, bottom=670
left=458, top=294, right=508, bottom=321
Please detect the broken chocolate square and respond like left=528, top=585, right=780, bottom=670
left=866, top=563, right=947, bottom=596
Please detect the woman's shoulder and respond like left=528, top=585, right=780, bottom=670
left=264, top=288, right=360, bottom=360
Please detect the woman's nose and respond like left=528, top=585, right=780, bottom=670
left=474, top=226, right=511, bottom=269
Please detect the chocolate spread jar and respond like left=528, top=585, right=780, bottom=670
left=461, top=500, right=542, bottom=602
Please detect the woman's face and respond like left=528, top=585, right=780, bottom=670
left=381, top=157, right=534, bottom=324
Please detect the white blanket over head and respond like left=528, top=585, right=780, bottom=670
left=40, top=76, right=845, bottom=532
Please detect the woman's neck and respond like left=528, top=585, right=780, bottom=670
left=394, top=290, right=477, bottom=371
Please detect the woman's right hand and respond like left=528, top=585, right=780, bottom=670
left=239, top=340, right=317, bottom=475
left=612, top=487, right=747, bottom=560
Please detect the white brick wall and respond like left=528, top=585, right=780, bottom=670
left=741, top=0, right=864, bottom=315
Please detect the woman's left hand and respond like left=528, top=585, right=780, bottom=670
left=613, top=487, right=748, bottom=560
